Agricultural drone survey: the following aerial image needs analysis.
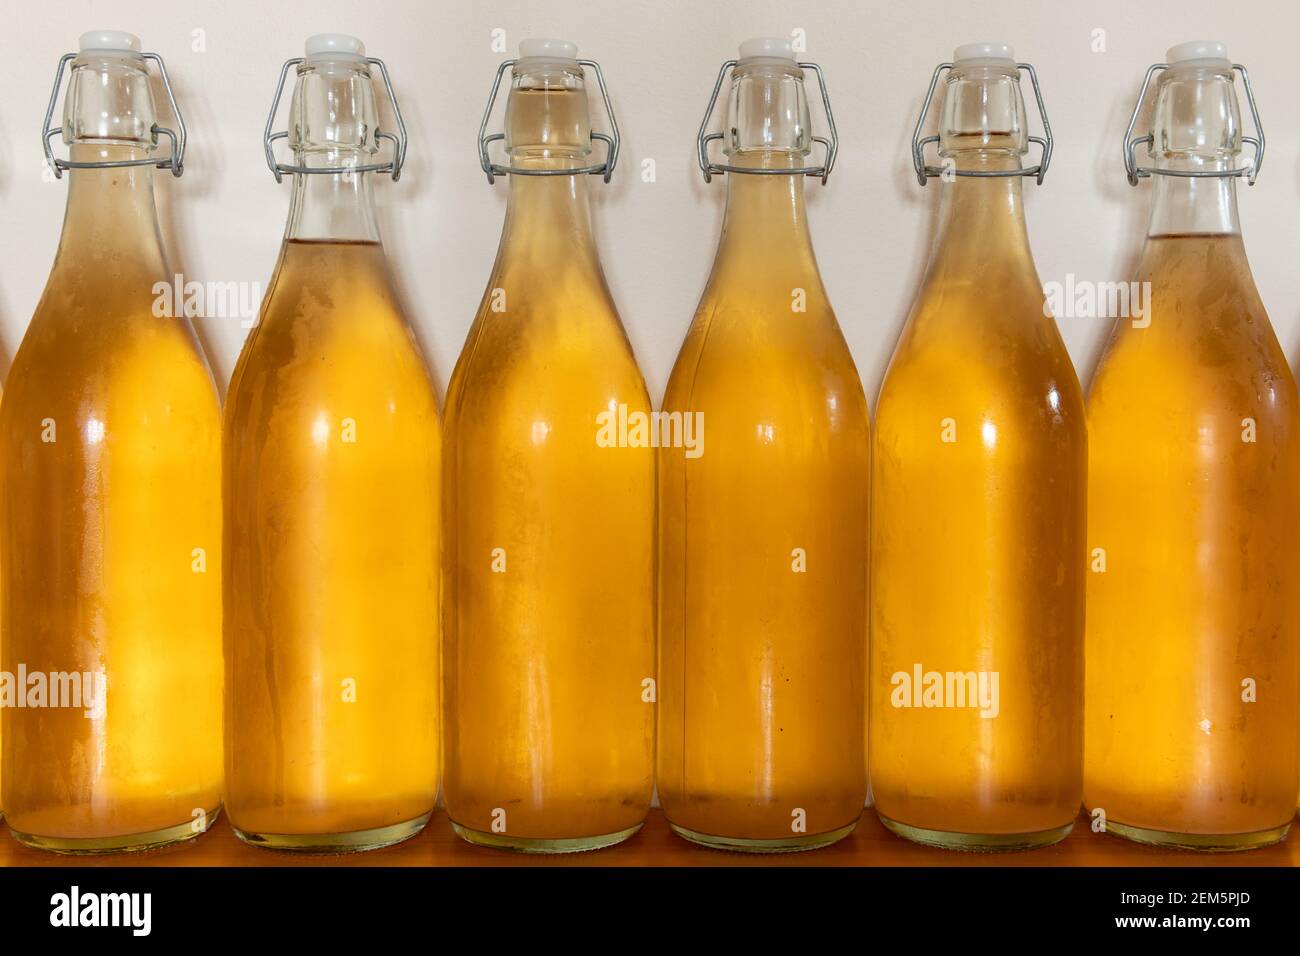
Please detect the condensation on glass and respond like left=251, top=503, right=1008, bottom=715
left=0, top=31, right=222, bottom=853
left=1086, top=41, right=1299, bottom=850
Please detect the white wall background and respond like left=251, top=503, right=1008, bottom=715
left=2, top=0, right=1298, bottom=402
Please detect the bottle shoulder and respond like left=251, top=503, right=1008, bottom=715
left=875, top=336, right=1084, bottom=449
left=1088, top=332, right=1298, bottom=431
left=226, top=321, right=439, bottom=431
left=231, top=243, right=434, bottom=390
left=664, top=282, right=864, bottom=395
left=665, top=322, right=867, bottom=425
left=1090, top=245, right=1294, bottom=417
left=445, top=297, right=649, bottom=419
left=880, top=290, right=1082, bottom=407
left=6, top=302, right=216, bottom=411
left=1091, top=311, right=1290, bottom=375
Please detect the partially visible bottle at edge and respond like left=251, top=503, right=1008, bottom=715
left=1086, top=41, right=1299, bottom=850
left=0, top=30, right=222, bottom=853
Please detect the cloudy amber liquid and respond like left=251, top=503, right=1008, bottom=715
left=0, top=155, right=222, bottom=850
left=869, top=170, right=1086, bottom=846
left=0, top=382, right=4, bottom=826
left=224, top=239, right=440, bottom=845
left=442, top=166, right=655, bottom=849
left=1085, top=234, right=1300, bottom=846
left=658, top=170, right=869, bottom=848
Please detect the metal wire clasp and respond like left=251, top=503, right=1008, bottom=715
left=477, top=58, right=620, bottom=185
left=696, top=60, right=837, bottom=185
left=42, top=51, right=187, bottom=178
left=263, top=56, right=408, bottom=183
left=1122, top=62, right=1264, bottom=186
left=911, top=62, right=1053, bottom=186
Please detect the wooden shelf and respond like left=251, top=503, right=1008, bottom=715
left=1, top=809, right=1296, bottom=867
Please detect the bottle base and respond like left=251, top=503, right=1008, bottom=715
left=878, top=812, right=1073, bottom=852
left=9, top=805, right=221, bottom=855
left=232, top=811, right=432, bottom=854
left=668, top=817, right=859, bottom=853
left=450, top=819, right=643, bottom=854
left=1099, top=817, right=1291, bottom=852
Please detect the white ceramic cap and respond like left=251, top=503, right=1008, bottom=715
left=305, top=34, right=366, bottom=60
left=1166, top=40, right=1229, bottom=64
left=519, top=38, right=578, bottom=60
left=739, top=37, right=795, bottom=61
left=79, top=30, right=141, bottom=53
left=953, top=41, right=1015, bottom=63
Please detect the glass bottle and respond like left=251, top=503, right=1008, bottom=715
left=0, top=485, right=3, bottom=826
left=443, top=39, right=654, bottom=852
left=224, top=35, right=440, bottom=852
left=870, top=43, right=1085, bottom=850
left=1085, top=41, right=1298, bottom=850
left=0, top=31, right=221, bottom=852
left=657, top=38, right=868, bottom=852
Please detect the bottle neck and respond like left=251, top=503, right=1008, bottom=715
left=712, top=58, right=819, bottom=278
left=283, top=150, right=382, bottom=243
left=493, top=61, right=605, bottom=271
left=1142, top=61, right=1245, bottom=238
left=497, top=170, right=600, bottom=271
left=51, top=143, right=168, bottom=281
left=930, top=153, right=1035, bottom=271
left=926, top=60, right=1039, bottom=277
left=1145, top=172, right=1241, bottom=237
left=714, top=160, right=817, bottom=274
left=280, top=53, right=387, bottom=244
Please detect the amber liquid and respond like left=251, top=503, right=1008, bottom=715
left=0, top=152, right=223, bottom=850
left=658, top=169, right=869, bottom=849
left=1085, top=234, right=1300, bottom=847
left=869, top=168, right=1086, bottom=847
left=0, top=383, right=4, bottom=825
left=442, top=161, right=655, bottom=849
left=224, top=239, right=440, bottom=847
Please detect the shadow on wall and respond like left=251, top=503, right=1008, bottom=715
left=373, top=65, right=447, bottom=397
left=1290, top=148, right=1300, bottom=378
left=860, top=74, right=946, bottom=406
left=1077, top=74, right=1153, bottom=393
left=0, top=104, right=14, bottom=382
left=152, top=62, right=230, bottom=399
